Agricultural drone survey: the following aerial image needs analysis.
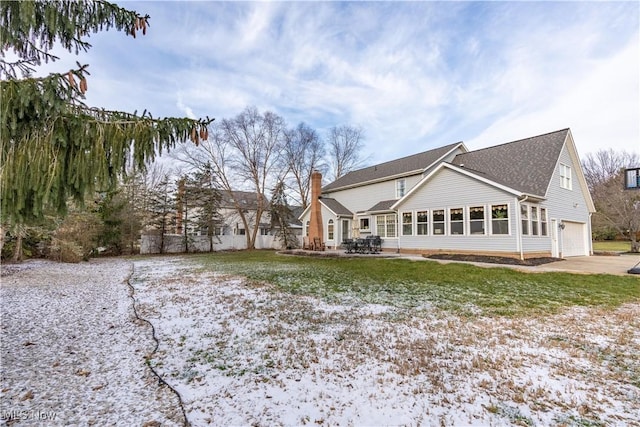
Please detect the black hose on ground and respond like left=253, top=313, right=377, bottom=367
left=125, top=263, right=190, bottom=427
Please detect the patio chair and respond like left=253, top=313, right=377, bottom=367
left=312, top=237, right=325, bottom=251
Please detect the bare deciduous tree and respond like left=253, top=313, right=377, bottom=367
left=327, top=125, right=366, bottom=180
left=282, top=122, right=326, bottom=209
left=582, top=149, right=640, bottom=252
left=172, top=106, right=286, bottom=249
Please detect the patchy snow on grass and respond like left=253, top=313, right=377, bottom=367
left=130, top=256, right=640, bottom=426
left=2, top=256, right=637, bottom=426
left=1, top=259, right=183, bottom=426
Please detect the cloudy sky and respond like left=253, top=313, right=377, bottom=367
left=49, top=1, right=639, bottom=164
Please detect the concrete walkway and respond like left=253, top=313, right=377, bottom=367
left=541, top=255, right=640, bottom=276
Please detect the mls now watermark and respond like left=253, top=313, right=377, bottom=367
left=1, top=409, right=57, bottom=421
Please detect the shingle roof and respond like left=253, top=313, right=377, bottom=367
left=320, top=198, right=353, bottom=216
left=322, top=142, right=463, bottom=192
left=220, top=190, right=268, bottom=210
left=451, top=129, right=568, bottom=196
left=367, top=199, right=397, bottom=212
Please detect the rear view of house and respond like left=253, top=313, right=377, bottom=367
left=300, top=128, right=595, bottom=259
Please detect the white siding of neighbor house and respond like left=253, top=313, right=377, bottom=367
left=396, top=168, right=520, bottom=253
left=542, top=142, right=592, bottom=256
left=324, top=173, right=423, bottom=213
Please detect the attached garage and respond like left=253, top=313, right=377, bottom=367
left=561, top=221, right=588, bottom=257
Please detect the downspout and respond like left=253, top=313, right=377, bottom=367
left=588, top=212, right=593, bottom=255
left=517, top=195, right=530, bottom=261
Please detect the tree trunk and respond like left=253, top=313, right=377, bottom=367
left=11, top=225, right=25, bottom=262
left=631, top=236, right=640, bottom=253
left=0, top=224, right=6, bottom=255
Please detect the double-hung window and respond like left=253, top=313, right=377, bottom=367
left=530, top=206, right=539, bottom=236
left=491, top=204, right=509, bottom=235
left=469, top=206, right=485, bottom=235
left=376, top=214, right=397, bottom=238
left=521, top=205, right=529, bottom=235
left=328, top=220, right=334, bottom=240
left=540, top=208, right=548, bottom=236
left=450, top=208, right=464, bottom=235
left=432, top=210, right=445, bottom=235
left=416, top=211, right=428, bottom=235
left=560, top=163, right=572, bottom=190
left=402, top=212, right=412, bottom=236
left=396, top=179, right=406, bottom=198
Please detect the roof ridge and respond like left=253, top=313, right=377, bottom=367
left=345, top=141, right=463, bottom=174
left=463, top=128, right=569, bottom=154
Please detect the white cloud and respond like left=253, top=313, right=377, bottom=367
left=467, top=34, right=640, bottom=157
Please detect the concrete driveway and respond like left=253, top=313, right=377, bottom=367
left=542, top=255, right=640, bottom=276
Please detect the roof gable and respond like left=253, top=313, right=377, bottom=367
left=392, top=163, right=521, bottom=210
left=322, top=142, right=465, bottom=192
left=452, top=129, right=569, bottom=197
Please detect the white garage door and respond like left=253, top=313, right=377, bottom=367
left=562, top=221, right=587, bottom=257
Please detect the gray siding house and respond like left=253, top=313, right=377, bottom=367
left=299, top=129, right=595, bottom=259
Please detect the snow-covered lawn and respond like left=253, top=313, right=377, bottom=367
left=2, top=256, right=639, bottom=426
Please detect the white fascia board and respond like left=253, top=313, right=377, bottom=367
left=563, top=130, right=597, bottom=212
left=298, top=205, right=311, bottom=221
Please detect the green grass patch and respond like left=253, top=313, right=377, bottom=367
left=187, top=251, right=639, bottom=317
left=593, top=240, right=631, bottom=252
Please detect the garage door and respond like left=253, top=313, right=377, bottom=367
left=562, top=221, right=587, bottom=257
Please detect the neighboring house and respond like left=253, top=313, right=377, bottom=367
left=299, top=129, right=595, bottom=259
left=216, top=190, right=272, bottom=237
left=141, top=190, right=281, bottom=254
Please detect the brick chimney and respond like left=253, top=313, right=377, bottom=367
left=308, top=170, right=323, bottom=247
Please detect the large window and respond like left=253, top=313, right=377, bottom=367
left=450, top=208, right=464, bottom=235
left=396, top=179, right=406, bottom=198
left=491, top=204, right=509, bottom=235
left=560, top=163, right=572, bottom=190
left=402, top=212, right=413, bottom=236
left=469, top=206, right=485, bottom=235
left=521, top=204, right=529, bottom=235
left=376, top=214, right=397, bottom=238
left=328, top=219, right=334, bottom=240
left=432, top=210, right=445, bottom=235
left=540, top=208, right=548, bottom=236
left=417, top=211, right=428, bottom=235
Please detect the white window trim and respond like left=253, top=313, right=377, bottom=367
left=396, top=179, right=407, bottom=198
left=359, top=217, right=371, bottom=232
left=489, top=203, right=511, bottom=236
left=449, top=207, right=465, bottom=236
left=416, top=209, right=429, bottom=236
left=327, top=219, right=334, bottom=241
left=375, top=214, right=398, bottom=239
left=468, top=205, right=487, bottom=236
left=401, top=211, right=413, bottom=236
left=560, top=163, right=572, bottom=190
left=432, top=208, right=446, bottom=236
left=521, top=203, right=547, bottom=238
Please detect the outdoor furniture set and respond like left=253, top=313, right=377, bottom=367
left=342, top=236, right=382, bottom=254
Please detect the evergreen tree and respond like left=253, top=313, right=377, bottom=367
left=270, top=180, right=298, bottom=249
left=146, top=177, right=176, bottom=254
left=0, top=1, right=212, bottom=257
left=179, top=167, right=222, bottom=252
